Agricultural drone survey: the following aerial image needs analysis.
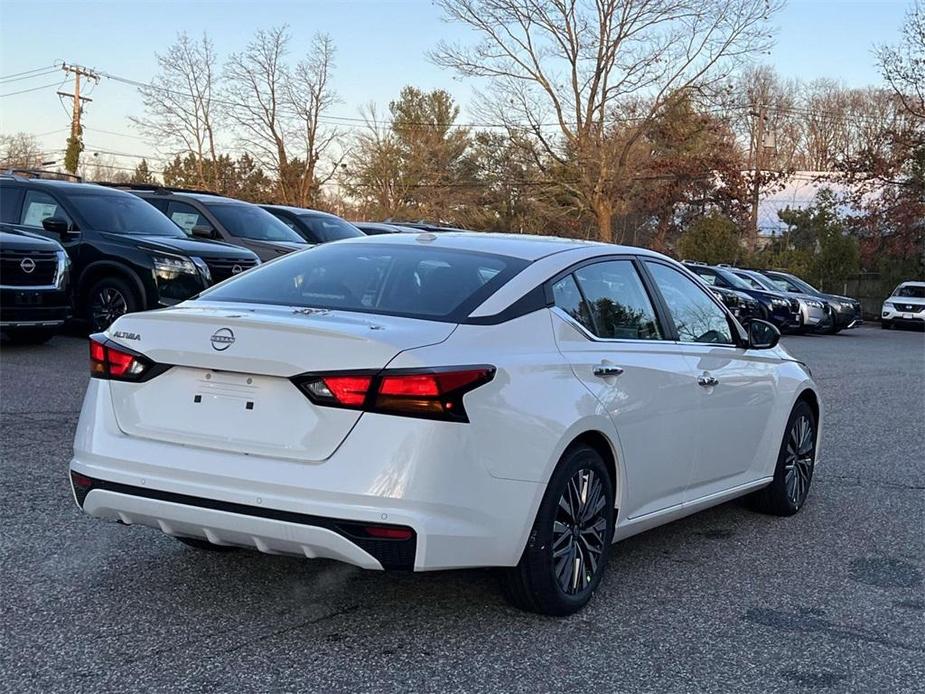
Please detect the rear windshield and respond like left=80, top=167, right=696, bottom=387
left=299, top=214, right=363, bottom=242
left=68, top=192, right=186, bottom=237
left=896, top=285, right=925, bottom=298
left=206, top=202, right=306, bottom=243
left=199, top=242, right=529, bottom=321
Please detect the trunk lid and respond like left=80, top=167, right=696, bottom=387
left=104, top=302, right=455, bottom=461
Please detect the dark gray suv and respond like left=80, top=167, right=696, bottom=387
left=123, top=186, right=308, bottom=262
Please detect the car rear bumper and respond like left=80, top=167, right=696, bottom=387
left=71, top=380, right=544, bottom=572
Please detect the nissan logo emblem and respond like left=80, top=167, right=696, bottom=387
left=231, top=264, right=243, bottom=275
left=210, top=328, right=235, bottom=351
left=20, top=257, right=36, bottom=274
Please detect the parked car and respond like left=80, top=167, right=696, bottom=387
left=260, top=205, right=363, bottom=244
left=708, top=284, right=763, bottom=322
left=71, top=234, right=820, bottom=616
left=0, top=223, right=72, bottom=343
left=727, top=268, right=833, bottom=334
left=0, top=173, right=260, bottom=331
left=353, top=222, right=419, bottom=235
left=683, top=262, right=802, bottom=332
left=881, top=281, right=925, bottom=330
left=761, top=270, right=863, bottom=333
left=120, top=185, right=307, bottom=262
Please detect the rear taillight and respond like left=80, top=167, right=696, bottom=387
left=294, top=366, right=495, bottom=422
left=89, top=335, right=166, bottom=382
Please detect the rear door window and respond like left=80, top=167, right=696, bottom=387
left=571, top=260, right=663, bottom=340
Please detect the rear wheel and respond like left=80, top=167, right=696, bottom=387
left=2, top=327, right=56, bottom=344
left=175, top=537, right=239, bottom=552
left=749, top=401, right=817, bottom=516
left=87, top=277, right=139, bottom=331
left=502, top=444, right=614, bottom=616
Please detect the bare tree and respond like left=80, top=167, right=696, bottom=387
left=432, top=0, right=782, bottom=242
left=224, top=26, right=341, bottom=207
left=876, top=0, right=924, bottom=121
left=0, top=132, right=47, bottom=169
left=132, top=33, right=222, bottom=189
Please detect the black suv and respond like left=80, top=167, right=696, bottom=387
left=0, top=173, right=260, bottom=331
left=0, top=223, right=72, bottom=343
left=261, top=205, right=363, bottom=244
left=121, top=186, right=307, bottom=261
left=683, top=262, right=802, bottom=331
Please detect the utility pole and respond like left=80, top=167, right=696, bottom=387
left=58, top=63, right=99, bottom=174
left=748, top=102, right=766, bottom=252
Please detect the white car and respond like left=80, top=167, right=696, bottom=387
left=882, top=281, right=925, bottom=329
left=70, top=234, right=821, bottom=615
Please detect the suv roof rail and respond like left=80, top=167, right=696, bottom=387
left=681, top=259, right=707, bottom=265
left=94, top=181, right=222, bottom=196
left=1, top=168, right=83, bottom=182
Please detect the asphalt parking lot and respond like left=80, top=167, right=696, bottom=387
left=1, top=325, right=923, bottom=693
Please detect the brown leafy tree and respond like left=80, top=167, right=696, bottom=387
left=432, top=0, right=781, bottom=242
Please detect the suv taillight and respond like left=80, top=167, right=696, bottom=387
left=89, top=335, right=165, bottom=382
left=294, top=366, right=495, bottom=422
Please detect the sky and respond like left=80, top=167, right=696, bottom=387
left=0, top=0, right=912, bottom=173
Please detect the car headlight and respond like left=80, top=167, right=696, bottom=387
left=55, top=249, right=70, bottom=267
left=152, top=254, right=197, bottom=280
left=805, top=299, right=823, bottom=308
left=771, top=298, right=788, bottom=307
left=883, top=302, right=894, bottom=310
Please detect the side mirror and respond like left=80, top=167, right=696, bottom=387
left=746, top=318, right=780, bottom=349
left=42, top=217, right=75, bottom=238
left=191, top=225, right=215, bottom=239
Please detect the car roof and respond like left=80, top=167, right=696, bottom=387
left=261, top=204, right=342, bottom=219
left=334, top=230, right=661, bottom=262
left=0, top=178, right=131, bottom=196
left=898, top=280, right=925, bottom=287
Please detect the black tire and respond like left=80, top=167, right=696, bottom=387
left=175, top=536, right=239, bottom=552
left=749, top=401, right=817, bottom=516
left=86, top=276, right=139, bottom=332
left=502, top=444, right=615, bottom=616
left=2, top=327, right=56, bottom=345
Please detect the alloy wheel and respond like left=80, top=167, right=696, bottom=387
left=90, top=287, right=128, bottom=331
left=552, top=468, right=608, bottom=595
left=784, top=415, right=815, bottom=507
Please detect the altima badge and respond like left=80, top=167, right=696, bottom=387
left=210, top=328, right=235, bottom=351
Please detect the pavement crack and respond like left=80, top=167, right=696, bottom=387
left=829, top=474, right=925, bottom=491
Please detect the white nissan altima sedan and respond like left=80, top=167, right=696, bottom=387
left=70, top=233, right=821, bottom=615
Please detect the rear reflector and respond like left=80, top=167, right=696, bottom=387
left=363, top=525, right=414, bottom=540
left=294, top=366, right=495, bottom=422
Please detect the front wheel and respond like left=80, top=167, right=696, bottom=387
left=86, top=277, right=139, bottom=331
left=502, top=444, right=614, bottom=616
left=749, top=401, right=817, bottom=516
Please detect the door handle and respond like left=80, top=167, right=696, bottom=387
left=593, top=365, right=624, bottom=378
left=697, top=375, right=719, bottom=387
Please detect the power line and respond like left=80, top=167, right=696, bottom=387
left=0, top=80, right=66, bottom=98
left=0, top=68, right=62, bottom=85
left=0, top=64, right=60, bottom=82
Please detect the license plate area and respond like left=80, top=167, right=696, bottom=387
left=109, top=366, right=362, bottom=461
